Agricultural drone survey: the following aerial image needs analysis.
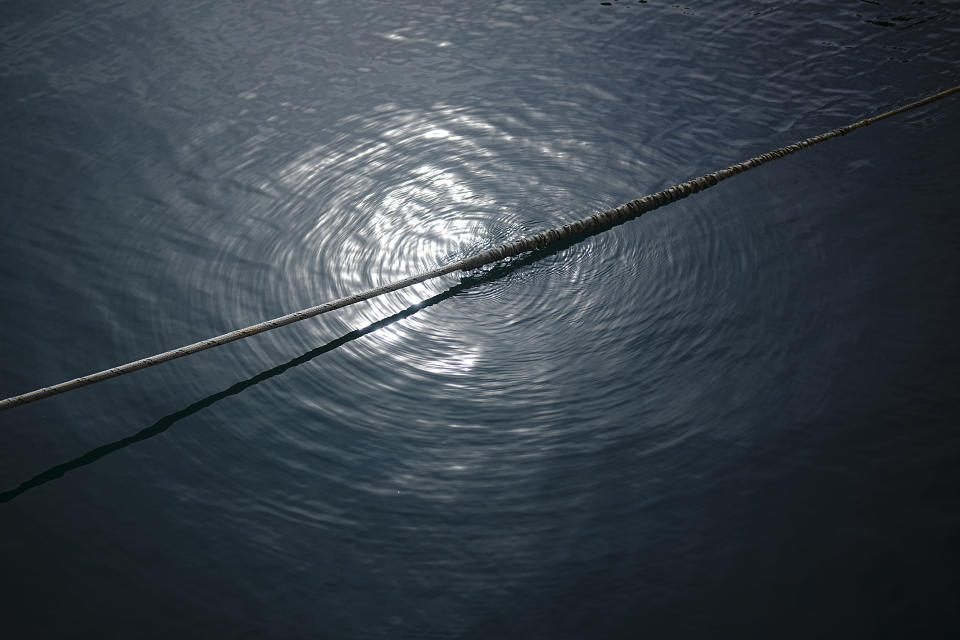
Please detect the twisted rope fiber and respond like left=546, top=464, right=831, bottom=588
left=2, top=85, right=958, bottom=411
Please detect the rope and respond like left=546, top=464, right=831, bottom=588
left=2, top=84, right=958, bottom=411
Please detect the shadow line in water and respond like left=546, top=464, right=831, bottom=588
left=0, top=229, right=606, bottom=504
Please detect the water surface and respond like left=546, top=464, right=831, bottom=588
left=2, top=1, right=959, bottom=637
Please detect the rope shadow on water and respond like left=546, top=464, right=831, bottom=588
left=0, top=228, right=605, bottom=504
left=4, top=85, right=959, bottom=502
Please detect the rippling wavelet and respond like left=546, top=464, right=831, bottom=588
left=153, top=97, right=683, bottom=407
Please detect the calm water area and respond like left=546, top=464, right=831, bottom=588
left=2, top=0, right=959, bottom=637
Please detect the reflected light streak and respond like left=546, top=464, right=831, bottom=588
left=274, top=104, right=534, bottom=376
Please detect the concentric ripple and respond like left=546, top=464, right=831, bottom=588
left=153, top=98, right=678, bottom=410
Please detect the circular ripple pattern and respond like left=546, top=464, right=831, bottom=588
left=153, top=97, right=680, bottom=422
left=149, top=90, right=814, bottom=536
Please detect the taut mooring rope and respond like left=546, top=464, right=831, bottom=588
left=2, top=84, right=958, bottom=411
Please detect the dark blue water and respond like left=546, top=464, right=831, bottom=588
left=2, top=0, right=959, bottom=636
